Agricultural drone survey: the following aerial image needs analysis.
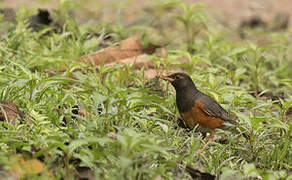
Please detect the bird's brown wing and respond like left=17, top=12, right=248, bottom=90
left=196, top=93, right=236, bottom=124
left=192, top=101, right=224, bottom=129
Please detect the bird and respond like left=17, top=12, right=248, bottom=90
left=161, top=72, right=237, bottom=155
left=28, top=9, right=53, bottom=32
left=0, top=100, right=25, bottom=124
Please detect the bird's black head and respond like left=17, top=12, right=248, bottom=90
left=161, top=72, right=196, bottom=91
left=37, top=9, right=52, bottom=25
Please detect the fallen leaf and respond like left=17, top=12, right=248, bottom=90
left=0, top=100, right=25, bottom=124
left=51, top=35, right=160, bottom=73
left=77, top=35, right=159, bottom=64
left=9, top=154, right=53, bottom=179
left=186, top=164, right=215, bottom=180
left=19, top=158, right=44, bottom=174
left=108, top=54, right=156, bottom=69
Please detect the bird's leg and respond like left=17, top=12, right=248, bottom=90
left=196, top=130, right=215, bottom=158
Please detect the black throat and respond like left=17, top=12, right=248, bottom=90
left=175, top=84, right=198, bottom=113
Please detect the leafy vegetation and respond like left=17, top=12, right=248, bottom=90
left=0, top=1, right=291, bottom=179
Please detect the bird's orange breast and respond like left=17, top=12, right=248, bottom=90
left=180, top=101, right=223, bottom=130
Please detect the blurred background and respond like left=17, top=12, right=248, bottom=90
left=1, top=0, right=290, bottom=28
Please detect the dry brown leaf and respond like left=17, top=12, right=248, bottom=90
left=0, top=100, right=25, bottom=124
left=19, top=158, right=44, bottom=174
left=51, top=36, right=160, bottom=74
left=107, top=54, right=156, bottom=69
left=9, top=154, right=53, bottom=179
left=76, top=35, right=159, bottom=65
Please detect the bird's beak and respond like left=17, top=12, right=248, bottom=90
left=160, top=75, right=174, bottom=82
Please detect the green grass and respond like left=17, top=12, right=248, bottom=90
left=0, top=1, right=291, bottom=179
